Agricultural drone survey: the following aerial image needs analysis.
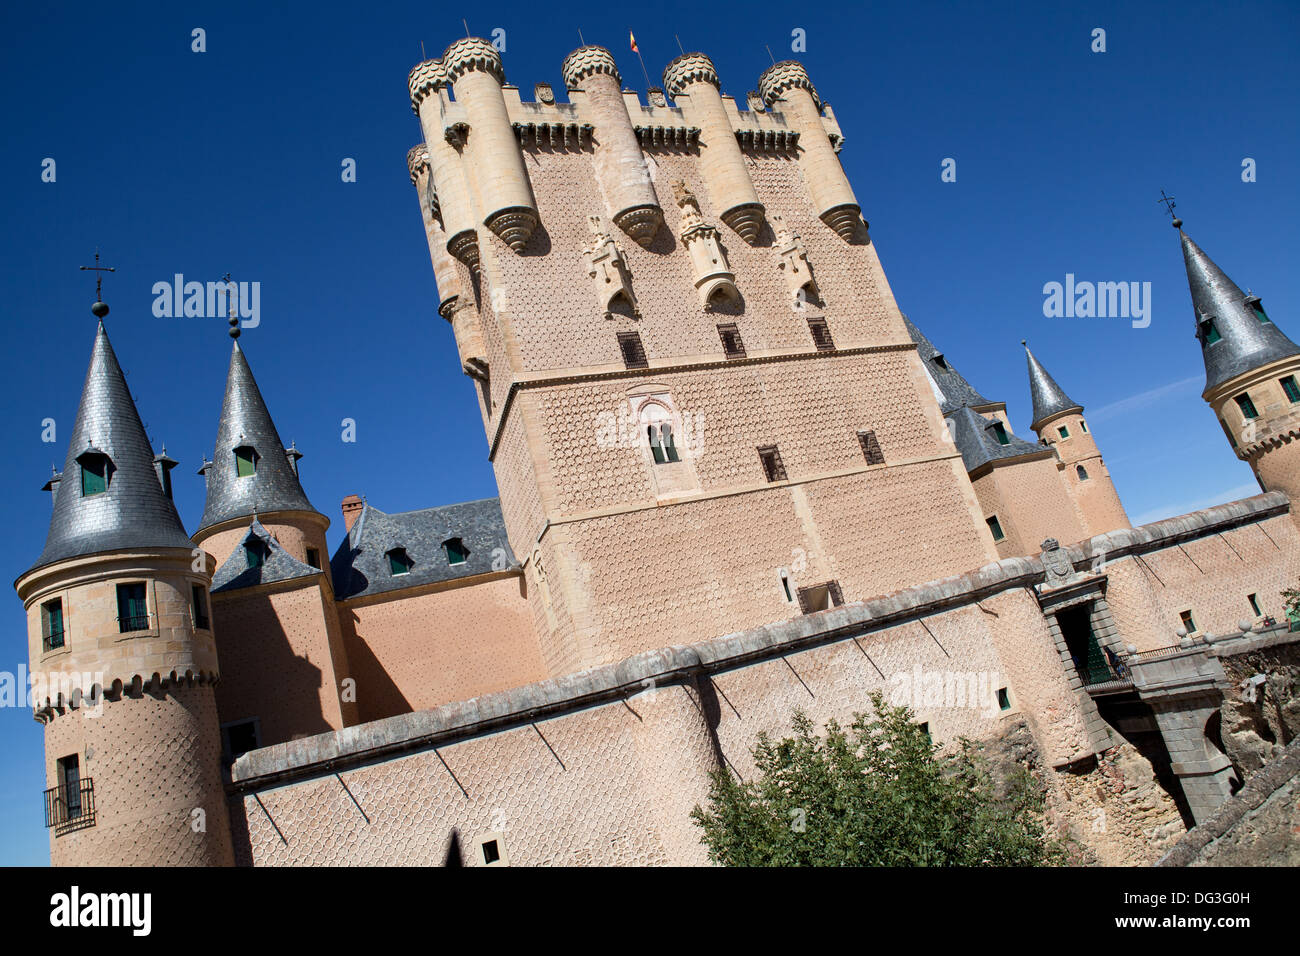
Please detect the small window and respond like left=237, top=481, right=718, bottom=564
left=42, top=598, right=65, bottom=651
left=918, top=722, right=931, bottom=743
left=245, top=541, right=267, bottom=569
left=857, top=430, right=885, bottom=465
left=116, top=583, right=148, bottom=633
left=796, top=581, right=843, bottom=614
left=807, top=317, right=835, bottom=351
left=222, top=719, right=261, bottom=759
left=717, top=323, right=745, bottom=359
left=1203, top=319, right=1222, bottom=344
left=305, top=547, right=320, bottom=570
left=1248, top=593, right=1262, bottom=616
left=481, top=840, right=500, bottom=865
left=58, top=755, right=83, bottom=820
left=191, top=584, right=209, bottom=630
left=646, top=423, right=680, bottom=464
left=931, top=354, right=949, bottom=370
left=617, top=331, right=648, bottom=369
left=159, top=468, right=173, bottom=500
left=234, top=445, right=259, bottom=477
left=1281, top=376, right=1300, bottom=404
left=1235, top=393, right=1259, bottom=420
left=758, top=445, right=787, bottom=482
left=1180, top=609, right=1197, bottom=634
left=443, top=538, right=469, bottom=566
left=387, top=547, right=413, bottom=575
left=1079, top=419, right=1088, bottom=433
left=1247, top=296, right=1270, bottom=324
left=1057, top=424, right=1070, bottom=440
left=992, top=422, right=1010, bottom=446
left=79, top=453, right=110, bottom=496
left=997, top=687, right=1011, bottom=711
left=986, top=515, right=1005, bottom=541
left=1076, top=464, right=1089, bottom=480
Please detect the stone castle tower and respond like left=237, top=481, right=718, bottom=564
left=1177, top=222, right=1300, bottom=522
left=1024, top=342, right=1130, bottom=537
left=14, top=306, right=234, bottom=865
left=404, top=40, right=1000, bottom=676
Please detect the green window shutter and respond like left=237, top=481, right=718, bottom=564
left=246, top=544, right=264, bottom=569
left=388, top=549, right=412, bottom=574
left=986, top=516, right=1005, bottom=541
left=1282, top=376, right=1300, bottom=404
left=117, top=583, right=147, bottom=632
left=992, top=423, right=1009, bottom=446
left=44, top=600, right=64, bottom=649
left=1235, top=393, right=1259, bottom=419
left=1205, top=321, right=1222, bottom=344
left=647, top=426, right=665, bottom=464
left=662, top=425, right=680, bottom=462
left=444, top=539, right=468, bottom=565
left=81, top=457, right=107, bottom=496
left=235, top=446, right=257, bottom=477
left=1058, top=425, right=1070, bottom=439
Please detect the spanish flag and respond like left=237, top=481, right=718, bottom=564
left=630, top=31, right=639, bottom=54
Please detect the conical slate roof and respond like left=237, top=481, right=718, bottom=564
left=902, top=314, right=997, bottom=413
left=1180, top=231, right=1300, bottom=395
left=1024, top=343, right=1083, bottom=431
left=24, top=322, right=194, bottom=575
left=197, top=342, right=319, bottom=532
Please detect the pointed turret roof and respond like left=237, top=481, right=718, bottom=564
left=24, top=322, right=194, bottom=575
left=197, top=341, right=319, bottom=532
left=1024, top=342, right=1083, bottom=431
left=947, top=405, right=1046, bottom=474
left=901, top=314, right=998, bottom=413
left=1179, top=230, right=1300, bottom=395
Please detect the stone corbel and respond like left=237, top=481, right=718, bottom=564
left=673, top=180, right=739, bottom=309
left=583, top=215, right=639, bottom=317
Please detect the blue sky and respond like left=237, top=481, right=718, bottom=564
left=1, top=0, right=1296, bottom=864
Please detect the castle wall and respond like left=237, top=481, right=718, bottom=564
left=972, top=456, right=1087, bottom=559
left=338, top=573, right=543, bottom=723
left=211, top=579, right=353, bottom=747
left=1036, top=411, right=1130, bottom=536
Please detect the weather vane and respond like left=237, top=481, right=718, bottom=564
left=80, top=249, right=115, bottom=317
left=1157, top=190, right=1182, bottom=228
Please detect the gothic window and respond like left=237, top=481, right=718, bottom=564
left=443, top=537, right=469, bottom=565
left=717, top=323, right=745, bottom=359
left=387, top=547, right=413, bottom=575
left=758, top=445, right=787, bottom=482
left=1234, top=393, right=1259, bottom=420
left=617, top=331, right=648, bottom=369
left=234, top=445, right=259, bottom=477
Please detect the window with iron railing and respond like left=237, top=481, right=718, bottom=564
left=116, top=583, right=149, bottom=633
left=42, top=598, right=65, bottom=651
left=46, top=756, right=94, bottom=830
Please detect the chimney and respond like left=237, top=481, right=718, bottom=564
left=341, top=494, right=364, bottom=531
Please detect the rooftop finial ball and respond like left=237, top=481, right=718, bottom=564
left=1172, top=218, right=1183, bottom=228
left=91, top=300, right=109, bottom=318
left=228, top=315, right=240, bottom=327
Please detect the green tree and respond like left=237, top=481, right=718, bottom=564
left=690, top=693, right=1069, bottom=866
left=1284, top=581, right=1300, bottom=630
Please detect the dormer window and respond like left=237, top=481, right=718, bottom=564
left=1245, top=295, right=1270, bottom=324
left=1198, top=315, right=1221, bottom=344
left=77, top=451, right=112, bottom=497
left=443, top=538, right=469, bottom=566
left=234, top=445, right=259, bottom=477
left=991, top=422, right=1010, bottom=446
left=387, top=547, right=413, bottom=575
left=245, top=539, right=268, bottom=569
left=931, top=353, right=949, bottom=370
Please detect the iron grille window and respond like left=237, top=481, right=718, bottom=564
left=191, top=584, right=209, bottom=630
left=617, top=331, right=648, bottom=369
left=758, top=445, right=787, bottom=482
left=856, top=430, right=885, bottom=465
left=717, top=323, right=745, bottom=359
left=116, top=583, right=148, bottom=633
left=42, top=598, right=64, bottom=651
left=807, top=317, right=835, bottom=351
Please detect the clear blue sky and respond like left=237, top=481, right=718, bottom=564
left=1, top=1, right=1296, bottom=865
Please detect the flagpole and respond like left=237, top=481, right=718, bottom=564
left=630, top=29, right=652, bottom=89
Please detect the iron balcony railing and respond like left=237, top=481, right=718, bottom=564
left=43, top=628, right=65, bottom=652
left=44, top=779, right=95, bottom=829
left=118, top=614, right=151, bottom=633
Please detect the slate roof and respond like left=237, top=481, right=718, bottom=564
left=947, top=404, right=1046, bottom=473
left=1024, top=343, right=1083, bottom=431
left=198, top=342, right=320, bottom=532
left=1180, top=231, right=1300, bottom=395
left=330, top=497, right=517, bottom=601
left=23, top=322, right=194, bottom=577
left=211, top=519, right=321, bottom=593
left=902, top=314, right=997, bottom=412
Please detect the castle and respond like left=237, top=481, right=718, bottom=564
left=17, top=39, right=1300, bottom=867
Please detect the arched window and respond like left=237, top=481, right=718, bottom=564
left=640, top=401, right=680, bottom=464
left=1076, top=465, right=1089, bottom=480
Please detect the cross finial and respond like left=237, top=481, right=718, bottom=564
left=80, top=249, right=115, bottom=318
left=1158, top=190, right=1182, bottom=228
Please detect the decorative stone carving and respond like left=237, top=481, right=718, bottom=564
left=648, top=87, right=667, bottom=108
left=746, top=91, right=765, bottom=112
left=534, top=82, right=555, bottom=104
left=770, top=213, right=818, bottom=307
left=673, top=181, right=739, bottom=308
left=1039, top=538, right=1079, bottom=589
left=583, top=215, right=639, bottom=317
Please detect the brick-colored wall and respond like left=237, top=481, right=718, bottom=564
left=973, top=456, right=1087, bottom=558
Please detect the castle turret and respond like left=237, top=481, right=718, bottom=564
left=14, top=308, right=234, bottom=866
left=442, top=37, right=540, bottom=252
left=662, top=52, right=765, bottom=243
left=1025, top=342, right=1130, bottom=535
left=562, top=45, right=663, bottom=247
left=1176, top=224, right=1300, bottom=518
left=758, top=60, right=861, bottom=241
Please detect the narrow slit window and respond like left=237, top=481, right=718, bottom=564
left=1079, top=419, right=1089, bottom=433
left=1248, top=593, right=1261, bottom=616
left=717, top=323, right=745, bottom=359
left=986, top=515, right=1005, bottom=541
left=997, top=687, right=1011, bottom=711
left=43, top=598, right=64, bottom=651
left=617, top=331, right=648, bottom=369
left=1220, top=418, right=1238, bottom=448
left=191, top=584, right=209, bottom=630
left=1180, top=609, right=1197, bottom=634
left=758, top=445, right=787, bottom=482
left=857, top=429, right=885, bottom=465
